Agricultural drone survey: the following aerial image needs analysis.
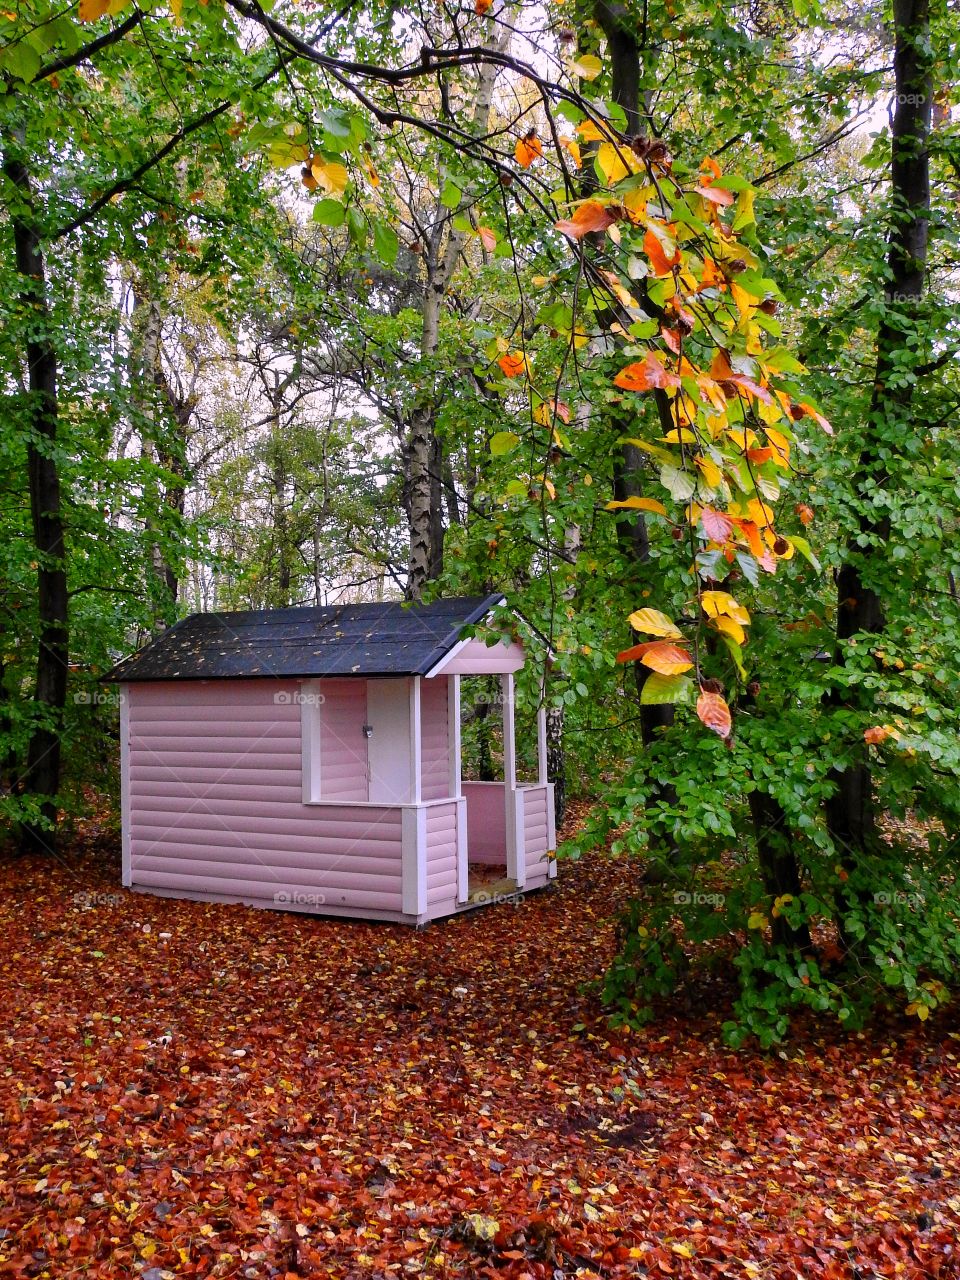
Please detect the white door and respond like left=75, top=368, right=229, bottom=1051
left=366, top=678, right=412, bottom=803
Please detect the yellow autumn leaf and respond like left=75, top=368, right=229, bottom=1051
left=695, top=455, right=724, bottom=488
left=311, top=159, right=349, bottom=195
left=169, top=0, right=182, bottom=22
left=627, top=608, right=683, bottom=639
left=577, top=118, right=616, bottom=144
left=560, top=136, right=582, bottom=168
left=671, top=1243, right=695, bottom=1259
left=661, top=427, right=698, bottom=445
left=78, top=0, right=111, bottom=18
left=597, top=141, right=637, bottom=184
left=701, top=590, right=750, bottom=625
left=605, top=496, right=668, bottom=516
left=709, top=614, right=746, bottom=645
left=764, top=425, right=792, bottom=466
left=731, top=281, right=758, bottom=322
left=747, top=912, right=768, bottom=930
left=566, top=53, right=602, bottom=81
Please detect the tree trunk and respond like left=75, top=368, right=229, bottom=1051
left=3, top=143, right=69, bottom=851
left=404, top=15, right=512, bottom=602
left=827, top=0, right=933, bottom=857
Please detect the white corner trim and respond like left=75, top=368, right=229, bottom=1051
left=120, top=685, right=132, bottom=887
left=449, top=674, right=461, bottom=799
left=456, top=794, right=468, bottom=903
left=410, top=675, right=422, bottom=804
left=401, top=804, right=428, bottom=916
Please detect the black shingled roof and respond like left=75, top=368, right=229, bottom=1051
left=104, top=595, right=506, bottom=683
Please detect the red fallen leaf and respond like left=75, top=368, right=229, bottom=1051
left=700, top=507, right=734, bottom=542
left=555, top=200, right=618, bottom=239
left=644, top=227, right=681, bottom=275
left=697, top=688, right=732, bottom=737
left=613, top=351, right=681, bottom=392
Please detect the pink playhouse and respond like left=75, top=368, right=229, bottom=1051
left=106, top=595, right=556, bottom=925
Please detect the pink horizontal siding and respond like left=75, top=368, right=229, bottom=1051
left=125, top=680, right=402, bottom=914
left=522, top=784, right=552, bottom=883
left=462, top=781, right=506, bottom=865
left=434, top=636, right=525, bottom=675
left=420, top=677, right=450, bottom=801
left=424, top=798, right=459, bottom=914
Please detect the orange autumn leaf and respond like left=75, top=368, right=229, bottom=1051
left=78, top=0, right=111, bottom=18
left=640, top=641, right=694, bottom=675
left=497, top=351, right=526, bottom=378
left=559, top=136, right=582, bottom=168
left=514, top=131, right=542, bottom=169
left=694, top=184, right=734, bottom=206
left=701, top=155, right=723, bottom=183
left=791, top=400, right=834, bottom=435
left=555, top=200, right=618, bottom=240
left=697, top=689, right=732, bottom=738
left=644, top=227, right=681, bottom=276
left=616, top=640, right=692, bottom=674
left=477, top=226, right=496, bottom=252
left=475, top=0, right=493, bottom=12
left=613, top=352, right=681, bottom=393
left=796, top=503, right=815, bottom=526
left=864, top=725, right=892, bottom=745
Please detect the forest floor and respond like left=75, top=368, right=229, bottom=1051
left=1, top=808, right=959, bottom=1280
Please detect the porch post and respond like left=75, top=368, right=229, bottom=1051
left=120, top=684, right=132, bottom=887
left=502, top=673, right=525, bottom=887
left=448, top=674, right=461, bottom=798
left=410, top=675, right=422, bottom=803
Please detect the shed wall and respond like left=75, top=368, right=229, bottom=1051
left=126, top=680, right=403, bottom=914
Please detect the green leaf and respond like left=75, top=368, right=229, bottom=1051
left=720, top=634, right=747, bottom=682
left=659, top=464, right=696, bottom=502
left=440, top=180, right=462, bottom=210
left=490, top=431, right=520, bottom=456
left=312, top=199, right=346, bottom=227
left=0, top=42, right=42, bottom=82
left=372, top=220, right=399, bottom=265
left=640, top=672, right=695, bottom=705
left=346, top=205, right=366, bottom=250
left=790, top=534, right=822, bottom=573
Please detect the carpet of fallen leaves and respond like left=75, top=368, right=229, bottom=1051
left=1, top=808, right=959, bottom=1280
